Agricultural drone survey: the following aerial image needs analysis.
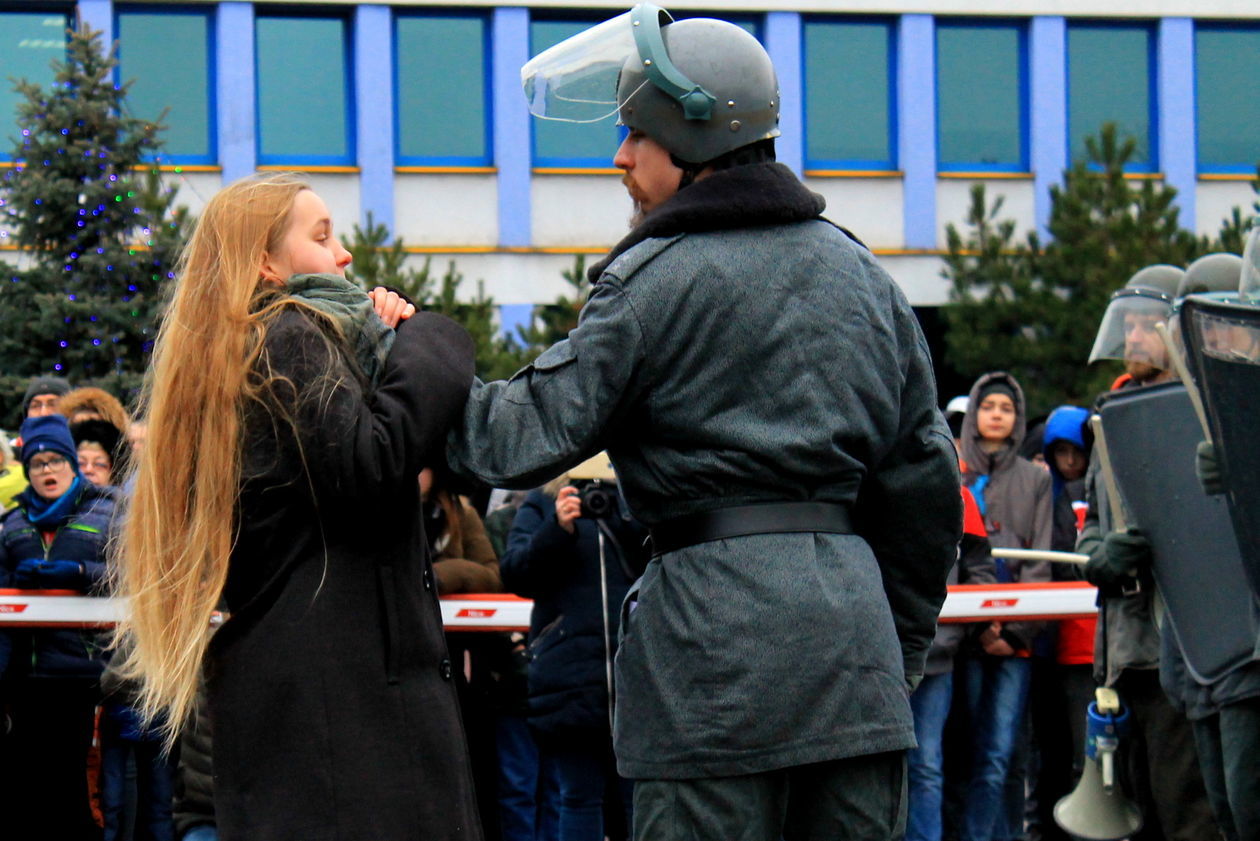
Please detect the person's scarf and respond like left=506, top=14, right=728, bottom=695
left=588, top=162, right=859, bottom=282
left=18, top=475, right=85, bottom=529
left=285, top=273, right=394, bottom=386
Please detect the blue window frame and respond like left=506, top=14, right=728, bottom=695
left=0, top=8, right=70, bottom=162
left=936, top=20, right=1027, bottom=172
left=395, top=11, right=491, bottom=167
left=255, top=12, right=354, bottom=166
left=115, top=6, right=215, bottom=165
left=1068, top=23, right=1156, bottom=172
left=530, top=12, right=761, bottom=169
left=803, top=17, right=896, bottom=171
left=1195, top=24, right=1260, bottom=174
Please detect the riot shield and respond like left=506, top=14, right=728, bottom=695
left=1180, top=297, right=1260, bottom=602
left=1099, top=381, right=1260, bottom=683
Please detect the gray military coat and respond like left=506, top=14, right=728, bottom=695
left=448, top=163, right=961, bottom=779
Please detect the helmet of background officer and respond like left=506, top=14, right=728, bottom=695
left=1174, top=253, right=1243, bottom=353
left=1242, top=225, right=1260, bottom=305
left=1088, top=264, right=1182, bottom=383
left=614, top=10, right=779, bottom=220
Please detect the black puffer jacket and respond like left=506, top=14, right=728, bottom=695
left=501, top=489, right=647, bottom=743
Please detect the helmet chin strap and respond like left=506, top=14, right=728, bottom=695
left=669, top=138, right=777, bottom=191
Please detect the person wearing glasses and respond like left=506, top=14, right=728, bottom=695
left=0, top=413, right=120, bottom=839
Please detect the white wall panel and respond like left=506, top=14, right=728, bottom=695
left=531, top=175, right=633, bottom=248
left=394, top=174, right=498, bottom=246
left=805, top=177, right=905, bottom=250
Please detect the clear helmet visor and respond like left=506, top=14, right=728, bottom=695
left=1243, top=224, right=1260, bottom=304
left=521, top=11, right=652, bottom=124
left=1088, top=290, right=1174, bottom=367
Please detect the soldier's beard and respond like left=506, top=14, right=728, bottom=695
left=624, top=175, right=648, bottom=228
left=1125, top=358, right=1165, bottom=383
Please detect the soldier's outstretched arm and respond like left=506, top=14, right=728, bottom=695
left=446, top=280, right=646, bottom=489
left=853, top=297, right=962, bottom=687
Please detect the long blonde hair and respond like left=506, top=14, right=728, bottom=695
left=112, top=173, right=312, bottom=746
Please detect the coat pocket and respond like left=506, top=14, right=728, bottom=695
left=378, top=566, right=401, bottom=685
left=508, top=340, right=578, bottom=384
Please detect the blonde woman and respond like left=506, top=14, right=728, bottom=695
left=113, top=174, right=480, bottom=840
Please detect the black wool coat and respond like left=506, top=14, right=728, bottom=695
left=205, top=309, right=480, bottom=841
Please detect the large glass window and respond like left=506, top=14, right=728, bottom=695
left=0, top=11, right=69, bottom=161
left=1196, top=25, right=1260, bottom=173
left=530, top=18, right=619, bottom=168
left=937, top=21, right=1026, bottom=171
left=1068, top=24, right=1154, bottom=171
left=117, top=8, right=214, bottom=163
left=396, top=13, right=489, bottom=166
left=803, top=18, right=895, bottom=170
left=256, top=14, right=352, bottom=165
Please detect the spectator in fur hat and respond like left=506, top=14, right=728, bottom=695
left=71, top=418, right=129, bottom=489
left=58, top=387, right=130, bottom=432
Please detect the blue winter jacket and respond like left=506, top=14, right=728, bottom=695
left=501, top=489, right=647, bottom=743
left=0, top=481, right=118, bottom=679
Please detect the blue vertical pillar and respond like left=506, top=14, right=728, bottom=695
left=1030, top=16, right=1067, bottom=239
left=1158, top=18, right=1196, bottom=231
left=764, top=12, right=803, bottom=177
left=355, top=5, right=394, bottom=232
left=498, top=303, right=534, bottom=342
left=898, top=14, right=936, bottom=249
left=76, top=0, right=113, bottom=46
left=493, top=7, right=531, bottom=247
left=217, top=2, right=256, bottom=181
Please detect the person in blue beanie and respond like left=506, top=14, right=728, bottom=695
left=0, top=413, right=120, bottom=839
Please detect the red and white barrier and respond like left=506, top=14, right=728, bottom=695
left=0, top=583, right=1098, bottom=631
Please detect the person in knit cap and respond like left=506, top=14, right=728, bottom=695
left=0, top=413, right=120, bottom=839
left=21, top=375, right=71, bottom=421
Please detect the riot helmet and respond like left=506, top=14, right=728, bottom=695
left=1242, top=224, right=1260, bottom=305
left=521, top=5, right=780, bottom=165
left=1178, top=252, right=1243, bottom=300
left=1088, top=264, right=1181, bottom=370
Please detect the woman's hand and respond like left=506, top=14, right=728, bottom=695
left=369, top=287, right=416, bottom=328
left=979, top=621, right=1016, bottom=657
left=555, top=486, right=582, bottom=534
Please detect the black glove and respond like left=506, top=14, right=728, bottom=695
left=12, top=558, right=42, bottom=588
left=1196, top=440, right=1224, bottom=496
left=1084, top=529, right=1151, bottom=591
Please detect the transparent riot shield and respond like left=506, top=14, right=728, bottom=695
left=1179, top=296, right=1260, bottom=604
left=1099, top=381, right=1260, bottom=682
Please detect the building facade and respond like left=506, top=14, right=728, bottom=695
left=2, top=0, right=1258, bottom=339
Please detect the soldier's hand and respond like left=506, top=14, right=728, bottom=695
left=1196, top=440, right=1224, bottom=496
left=1084, top=528, right=1151, bottom=589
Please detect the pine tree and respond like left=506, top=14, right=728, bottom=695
left=942, top=124, right=1207, bottom=414
left=0, top=25, right=186, bottom=420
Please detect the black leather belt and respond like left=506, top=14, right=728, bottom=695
left=649, top=502, right=854, bottom=557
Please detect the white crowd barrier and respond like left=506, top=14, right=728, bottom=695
left=0, top=583, right=1098, bottom=631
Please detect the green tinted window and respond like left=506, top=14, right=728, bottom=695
left=937, top=23, right=1025, bottom=169
left=117, top=10, right=212, bottom=162
left=804, top=20, right=893, bottom=169
left=256, top=16, right=351, bottom=164
left=396, top=15, right=488, bottom=165
left=1069, top=25, right=1152, bottom=168
left=530, top=20, right=618, bottom=167
left=1196, top=27, right=1260, bottom=171
left=0, top=12, right=68, bottom=159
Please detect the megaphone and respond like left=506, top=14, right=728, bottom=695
left=1054, top=688, right=1143, bottom=840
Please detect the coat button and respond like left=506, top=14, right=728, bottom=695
left=423, top=569, right=433, bottom=591
left=439, top=658, right=452, bottom=681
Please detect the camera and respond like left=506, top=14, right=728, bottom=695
left=576, top=479, right=618, bottom=520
